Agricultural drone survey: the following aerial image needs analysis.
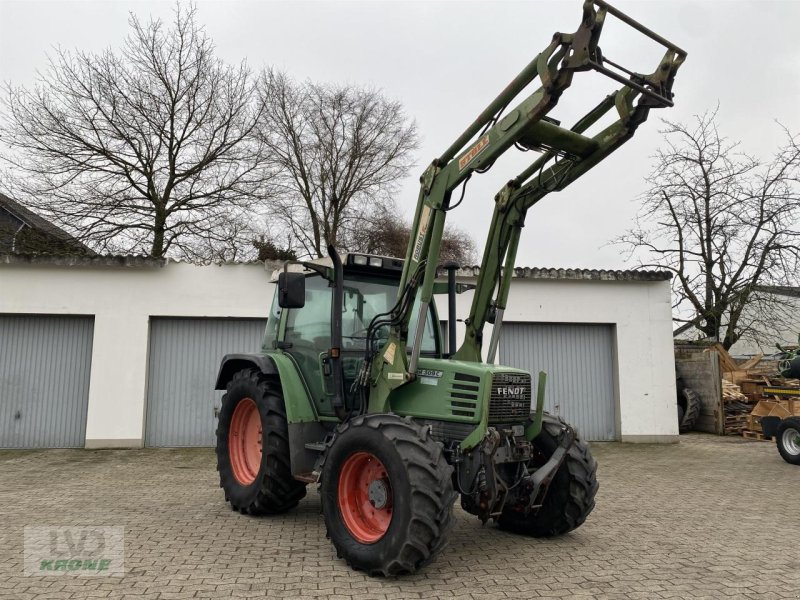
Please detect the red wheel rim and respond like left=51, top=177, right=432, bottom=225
left=337, top=452, right=393, bottom=544
left=228, top=398, right=262, bottom=485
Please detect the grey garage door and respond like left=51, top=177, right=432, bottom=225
left=499, top=322, right=617, bottom=441
left=0, top=315, right=94, bottom=448
left=144, top=318, right=267, bottom=447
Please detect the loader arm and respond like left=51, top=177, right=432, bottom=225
left=365, top=0, right=686, bottom=412
left=457, top=83, right=673, bottom=362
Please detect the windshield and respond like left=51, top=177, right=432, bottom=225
left=342, top=276, right=437, bottom=354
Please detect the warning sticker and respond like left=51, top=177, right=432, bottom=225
left=383, top=342, right=397, bottom=365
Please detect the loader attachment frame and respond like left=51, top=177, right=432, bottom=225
left=362, top=0, right=686, bottom=411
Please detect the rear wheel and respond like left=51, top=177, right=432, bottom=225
left=776, top=417, right=800, bottom=466
left=215, top=369, right=306, bottom=514
left=498, top=415, right=598, bottom=537
left=320, top=414, right=456, bottom=576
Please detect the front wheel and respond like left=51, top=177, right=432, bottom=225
left=776, top=417, right=800, bottom=466
left=319, top=414, right=456, bottom=576
left=498, top=415, right=598, bottom=537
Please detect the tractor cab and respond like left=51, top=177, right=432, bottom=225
left=264, top=253, right=442, bottom=417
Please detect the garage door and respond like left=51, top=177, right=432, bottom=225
left=499, top=322, right=617, bottom=441
left=144, top=318, right=267, bottom=447
left=0, top=315, right=94, bottom=448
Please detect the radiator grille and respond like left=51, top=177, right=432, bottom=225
left=449, top=372, right=480, bottom=418
left=489, top=372, right=532, bottom=423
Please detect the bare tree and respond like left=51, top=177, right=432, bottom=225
left=0, top=4, right=268, bottom=259
left=618, top=109, right=800, bottom=349
left=351, top=206, right=477, bottom=265
left=252, top=234, right=297, bottom=261
left=255, top=70, right=418, bottom=258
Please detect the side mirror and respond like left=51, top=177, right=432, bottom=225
left=278, top=272, right=306, bottom=308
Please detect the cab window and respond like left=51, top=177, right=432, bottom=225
left=262, top=291, right=282, bottom=350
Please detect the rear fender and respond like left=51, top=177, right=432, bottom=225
left=267, top=352, right=318, bottom=423
left=215, top=352, right=317, bottom=423
left=215, top=351, right=325, bottom=479
left=268, top=352, right=327, bottom=478
left=214, top=353, right=277, bottom=390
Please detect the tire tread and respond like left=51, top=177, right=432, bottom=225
left=678, top=387, right=701, bottom=433
left=319, top=414, right=456, bottom=576
left=498, top=415, right=598, bottom=537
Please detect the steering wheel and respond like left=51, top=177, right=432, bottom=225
left=345, top=327, right=370, bottom=339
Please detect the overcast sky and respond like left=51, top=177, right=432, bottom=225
left=2, top=0, right=800, bottom=268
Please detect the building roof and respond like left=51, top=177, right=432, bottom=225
left=755, top=285, right=800, bottom=299
left=0, top=252, right=672, bottom=281
left=451, top=266, right=671, bottom=282
left=0, top=192, right=92, bottom=252
left=0, top=253, right=166, bottom=268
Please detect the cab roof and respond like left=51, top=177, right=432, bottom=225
left=269, top=253, right=403, bottom=282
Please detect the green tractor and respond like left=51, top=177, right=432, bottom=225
left=214, top=0, right=686, bottom=575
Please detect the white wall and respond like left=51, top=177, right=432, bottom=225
left=0, top=260, right=274, bottom=447
left=494, top=278, right=677, bottom=442
left=0, top=260, right=677, bottom=445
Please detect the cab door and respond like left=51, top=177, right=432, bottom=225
left=281, top=275, right=336, bottom=416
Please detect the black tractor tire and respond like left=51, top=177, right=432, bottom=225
left=498, top=415, right=598, bottom=537
left=319, top=414, right=456, bottom=576
left=677, top=387, right=701, bottom=433
left=775, top=417, right=800, bottom=466
left=215, top=368, right=306, bottom=514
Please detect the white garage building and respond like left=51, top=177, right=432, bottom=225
left=0, top=254, right=677, bottom=448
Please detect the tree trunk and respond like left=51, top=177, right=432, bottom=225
left=151, top=205, right=167, bottom=258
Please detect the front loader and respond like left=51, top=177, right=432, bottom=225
left=214, top=1, right=686, bottom=575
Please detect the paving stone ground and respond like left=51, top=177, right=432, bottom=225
left=0, top=434, right=798, bottom=600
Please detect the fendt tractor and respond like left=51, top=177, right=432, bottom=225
left=213, top=1, right=686, bottom=575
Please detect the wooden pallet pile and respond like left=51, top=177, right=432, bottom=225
left=716, top=344, right=800, bottom=438
left=721, top=379, right=751, bottom=435
left=717, top=345, right=764, bottom=435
